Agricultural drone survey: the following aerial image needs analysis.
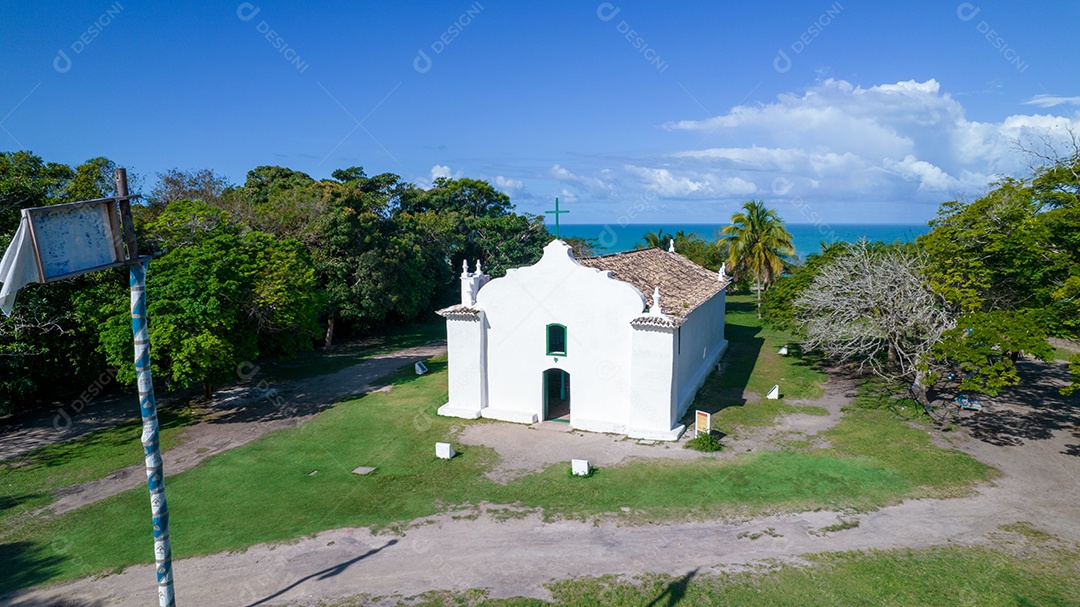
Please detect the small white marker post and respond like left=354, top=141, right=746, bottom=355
left=415, top=361, right=428, bottom=375
left=766, top=384, right=780, bottom=400
left=571, top=459, right=590, bottom=476
left=435, top=442, right=456, bottom=459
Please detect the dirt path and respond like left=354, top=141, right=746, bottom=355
left=3, top=360, right=1077, bottom=607
left=26, top=343, right=447, bottom=519
left=462, top=373, right=855, bottom=485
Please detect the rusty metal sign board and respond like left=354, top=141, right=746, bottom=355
left=23, top=197, right=128, bottom=282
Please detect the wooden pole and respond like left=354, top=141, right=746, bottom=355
left=116, top=169, right=176, bottom=606
left=115, top=168, right=138, bottom=260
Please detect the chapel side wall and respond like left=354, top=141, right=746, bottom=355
left=673, top=289, right=729, bottom=418
left=479, top=251, right=642, bottom=428
left=445, top=315, right=487, bottom=413
left=628, top=325, right=676, bottom=438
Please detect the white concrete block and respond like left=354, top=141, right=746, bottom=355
left=778, top=345, right=789, bottom=356
left=415, top=361, right=428, bottom=375
left=571, top=459, right=590, bottom=476
left=766, top=384, right=780, bottom=400
left=435, top=442, right=456, bottom=460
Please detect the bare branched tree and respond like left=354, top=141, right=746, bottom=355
left=794, top=241, right=955, bottom=404
left=0, top=309, right=66, bottom=357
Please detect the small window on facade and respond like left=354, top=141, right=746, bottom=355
left=546, top=324, right=567, bottom=356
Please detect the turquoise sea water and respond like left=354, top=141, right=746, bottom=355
left=557, top=223, right=930, bottom=260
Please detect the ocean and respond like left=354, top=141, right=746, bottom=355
left=558, top=223, right=930, bottom=260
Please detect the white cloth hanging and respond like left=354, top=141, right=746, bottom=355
left=0, top=215, right=42, bottom=316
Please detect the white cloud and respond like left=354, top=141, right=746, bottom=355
left=658, top=78, right=1077, bottom=213
left=625, top=165, right=709, bottom=196
left=1024, top=94, right=1080, bottom=108
left=416, top=164, right=464, bottom=189
left=494, top=175, right=524, bottom=192
left=549, top=164, right=615, bottom=197
left=430, top=164, right=459, bottom=181
left=623, top=165, right=757, bottom=198
left=883, top=155, right=960, bottom=192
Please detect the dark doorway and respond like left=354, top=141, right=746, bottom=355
left=544, top=368, right=571, bottom=421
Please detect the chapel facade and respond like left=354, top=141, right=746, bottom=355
left=436, top=239, right=730, bottom=440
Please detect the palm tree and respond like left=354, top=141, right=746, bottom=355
left=640, top=229, right=673, bottom=249
left=722, top=201, right=795, bottom=317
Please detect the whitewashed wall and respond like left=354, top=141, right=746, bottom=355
left=439, top=315, right=488, bottom=418
left=476, top=241, right=646, bottom=428
left=439, top=240, right=728, bottom=441
left=673, top=289, right=729, bottom=417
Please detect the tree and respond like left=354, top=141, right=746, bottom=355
left=412, top=177, right=512, bottom=217
left=564, top=236, right=598, bottom=258
left=794, top=241, right=953, bottom=404
left=0, top=153, right=121, bottom=414
left=920, top=150, right=1080, bottom=394
left=64, top=157, right=119, bottom=201
left=331, top=166, right=367, bottom=183
left=670, top=230, right=726, bottom=271
left=928, top=310, right=1053, bottom=396
left=761, top=241, right=850, bottom=332
left=237, top=165, right=316, bottom=205
left=149, top=168, right=230, bottom=208
left=640, top=229, right=673, bottom=249
left=722, top=201, right=795, bottom=317
left=95, top=199, right=321, bottom=398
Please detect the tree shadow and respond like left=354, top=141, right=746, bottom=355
left=0, top=541, right=75, bottom=597
left=953, top=359, right=1080, bottom=454
left=203, top=357, right=448, bottom=426
left=644, top=568, right=698, bottom=607
left=685, top=322, right=765, bottom=425
left=245, top=539, right=397, bottom=606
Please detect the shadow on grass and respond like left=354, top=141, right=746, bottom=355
left=687, top=321, right=765, bottom=421
left=200, top=354, right=449, bottom=427
left=645, top=568, right=698, bottom=607
left=245, top=539, right=398, bottom=607
left=0, top=541, right=88, bottom=598
left=263, top=320, right=446, bottom=382
left=2, top=405, right=199, bottom=475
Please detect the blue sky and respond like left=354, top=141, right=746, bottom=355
left=2, top=1, right=1077, bottom=224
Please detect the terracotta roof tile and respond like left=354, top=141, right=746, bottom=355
left=578, top=247, right=729, bottom=317
left=436, top=304, right=482, bottom=319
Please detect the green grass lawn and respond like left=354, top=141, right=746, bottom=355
left=0, top=404, right=200, bottom=537
left=364, top=541, right=1079, bottom=607
left=0, top=356, right=995, bottom=593
left=0, top=298, right=1000, bottom=594
left=688, top=295, right=827, bottom=436
left=1053, top=345, right=1076, bottom=362
left=0, top=320, right=448, bottom=542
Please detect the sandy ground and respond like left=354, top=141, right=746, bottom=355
left=5, top=343, right=447, bottom=519
left=462, top=373, right=851, bottom=485
left=2, top=360, right=1077, bottom=607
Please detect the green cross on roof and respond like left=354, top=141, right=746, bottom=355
left=545, top=197, right=569, bottom=239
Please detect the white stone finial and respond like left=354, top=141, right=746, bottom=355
left=719, top=262, right=727, bottom=281
left=475, top=259, right=482, bottom=274
left=650, top=286, right=662, bottom=315
left=461, top=259, right=469, bottom=276
left=668, top=238, right=675, bottom=253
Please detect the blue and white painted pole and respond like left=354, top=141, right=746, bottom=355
left=130, top=261, right=175, bottom=606
left=130, top=261, right=174, bottom=606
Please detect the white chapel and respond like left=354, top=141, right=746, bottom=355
left=436, top=239, right=731, bottom=440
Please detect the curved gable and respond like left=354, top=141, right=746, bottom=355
left=476, top=240, right=646, bottom=319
